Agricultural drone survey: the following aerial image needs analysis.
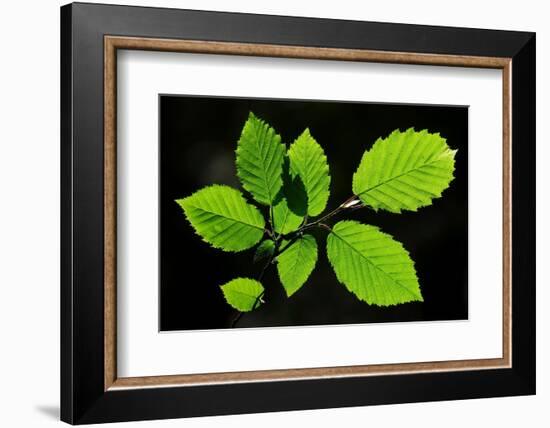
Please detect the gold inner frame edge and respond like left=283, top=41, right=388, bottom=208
left=104, top=36, right=512, bottom=391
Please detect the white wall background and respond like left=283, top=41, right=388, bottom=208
left=0, top=0, right=546, bottom=427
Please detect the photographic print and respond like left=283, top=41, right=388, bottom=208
left=160, top=95, right=468, bottom=331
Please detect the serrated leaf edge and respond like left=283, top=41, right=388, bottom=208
left=327, top=220, right=423, bottom=307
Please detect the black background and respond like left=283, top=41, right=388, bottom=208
left=160, top=95, right=468, bottom=331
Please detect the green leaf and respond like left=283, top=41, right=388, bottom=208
left=176, top=185, right=265, bottom=252
left=288, top=129, right=331, bottom=216
left=277, top=234, right=318, bottom=297
left=352, top=128, right=456, bottom=213
left=236, top=112, right=285, bottom=205
left=326, top=220, right=422, bottom=306
left=273, top=196, right=303, bottom=235
left=254, top=240, right=276, bottom=263
left=273, top=157, right=308, bottom=235
left=220, top=278, right=264, bottom=311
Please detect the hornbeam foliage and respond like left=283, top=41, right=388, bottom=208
left=327, top=221, right=422, bottom=306
left=288, top=129, right=331, bottom=216
left=277, top=234, right=318, bottom=297
left=220, top=278, right=264, bottom=312
left=176, top=114, right=457, bottom=315
left=176, top=185, right=264, bottom=252
left=236, top=112, right=285, bottom=206
left=272, top=156, right=307, bottom=235
left=254, top=240, right=276, bottom=264
left=353, top=128, right=456, bottom=213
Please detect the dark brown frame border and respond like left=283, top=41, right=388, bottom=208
left=104, top=36, right=512, bottom=391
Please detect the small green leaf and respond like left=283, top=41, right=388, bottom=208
left=273, top=157, right=308, bottom=235
left=220, top=278, right=264, bottom=311
left=236, top=112, right=285, bottom=205
left=254, top=240, right=276, bottom=263
left=277, top=234, right=318, bottom=297
left=352, top=128, right=456, bottom=213
left=273, top=196, right=303, bottom=235
left=326, top=220, right=422, bottom=306
left=288, top=129, right=331, bottom=216
left=176, top=185, right=265, bottom=252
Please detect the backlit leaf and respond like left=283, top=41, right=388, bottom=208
left=176, top=185, right=265, bottom=252
left=220, top=278, right=264, bottom=311
left=352, top=128, right=456, bottom=213
left=277, top=234, right=318, bottom=297
left=288, top=129, right=331, bottom=216
left=254, top=240, right=276, bottom=263
left=273, top=157, right=308, bottom=235
left=326, top=220, right=422, bottom=306
left=236, top=112, right=285, bottom=205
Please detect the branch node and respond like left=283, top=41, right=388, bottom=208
left=341, top=195, right=361, bottom=209
left=318, top=223, right=332, bottom=232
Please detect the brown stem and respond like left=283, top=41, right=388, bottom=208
left=230, top=195, right=362, bottom=328
left=231, top=239, right=280, bottom=328
left=295, top=195, right=361, bottom=235
left=318, top=222, right=332, bottom=232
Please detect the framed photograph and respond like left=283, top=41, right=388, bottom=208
left=60, top=2, right=535, bottom=424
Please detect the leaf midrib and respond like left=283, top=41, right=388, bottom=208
left=281, top=237, right=307, bottom=284
left=226, top=288, right=262, bottom=310
left=189, top=204, right=263, bottom=230
left=253, top=125, right=277, bottom=203
left=290, top=138, right=329, bottom=216
left=357, top=151, right=450, bottom=197
left=228, top=289, right=260, bottom=300
left=331, top=229, right=418, bottom=299
left=276, top=201, right=291, bottom=232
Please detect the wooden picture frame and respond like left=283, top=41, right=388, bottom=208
left=61, top=2, right=535, bottom=424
